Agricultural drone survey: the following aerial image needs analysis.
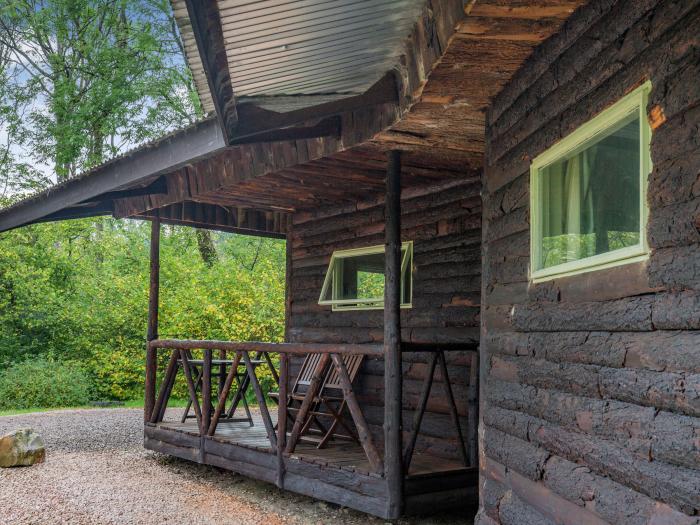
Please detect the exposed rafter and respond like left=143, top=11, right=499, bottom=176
left=137, top=201, right=288, bottom=239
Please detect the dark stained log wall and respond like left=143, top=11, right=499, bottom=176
left=479, top=1, right=700, bottom=524
left=288, top=176, right=482, bottom=462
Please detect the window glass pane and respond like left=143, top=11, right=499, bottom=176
left=318, top=244, right=412, bottom=307
left=538, top=112, right=641, bottom=269
left=340, top=252, right=385, bottom=301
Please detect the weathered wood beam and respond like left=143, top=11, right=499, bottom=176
left=233, top=72, right=398, bottom=142
left=183, top=0, right=237, bottom=142
left=149, top=339, right=384, bottom=357
left=87, top=177, right=168, bottom=203
left=180, top=349, right=203, bottom=430
left=29, top=178, right=168, bottom=228
left=384, top=149, right=403, bottom=519
left=144, top=218, right=160, bottom=422
left=330, top=353, right=383, bottom=475
left=403, top=352, right=438, bottom=471
left=276, top=352, right=288, bottom=489
left=229, top=116, right=341, bottom=145
left=150, top=349, right=179, bottom=424
left=202, top=349, right=212, bottom=436
left=26, top=201, right=114, bottom=225
left=0, top=118, right=224, bottom=233
left=207, top=351, right=242, bottom=436
left=242, top=351, right=277, bottom=449
left=136, top=202, right=288, bottom=239
left=438, top=351, right=469, bottom=467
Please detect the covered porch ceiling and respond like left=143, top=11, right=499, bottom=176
left=0, top=0, right=587, bottom=238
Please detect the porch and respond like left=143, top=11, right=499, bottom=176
left=143, top=339, right=479, bottom=519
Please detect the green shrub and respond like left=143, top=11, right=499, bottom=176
left=0, top=358, right=91, bottom=410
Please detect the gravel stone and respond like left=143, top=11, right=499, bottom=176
left=0, top=408, right=473, bottom=524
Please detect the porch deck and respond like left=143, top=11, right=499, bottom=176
left=145, top=412, right=477, bottom=518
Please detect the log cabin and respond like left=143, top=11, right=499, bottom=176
left=0, top=0, right=698, bottom=523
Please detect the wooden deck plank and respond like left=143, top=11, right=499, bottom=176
left=157, top=413, right=467, bottom=476
left=146, top=422, right=476, bottom=519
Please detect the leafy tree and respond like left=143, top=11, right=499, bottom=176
left=0, top=0, right=201, bottom=178
left=0, top=1, right=286, bottom=406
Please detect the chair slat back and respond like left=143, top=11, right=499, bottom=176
left=323, top=354, right=364, bottom=390
left=295, top=353, right=322, bottom=389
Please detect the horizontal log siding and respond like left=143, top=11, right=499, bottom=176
left=479, top=1, right=700, bottom=524
left=289, top=178, right=481, bottom=462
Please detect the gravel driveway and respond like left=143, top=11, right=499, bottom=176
left=0, top=408, right=473, bottom=525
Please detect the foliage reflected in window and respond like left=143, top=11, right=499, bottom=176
left=530, top=82, right=651, bottom=281
left=318, top=242, right=413, bottom=310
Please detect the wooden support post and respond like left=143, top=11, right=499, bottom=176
left=330, top=354, right=383, bottom=474
left=384, top=149, right=403, bottom=519
left=145, top=218, right=160, bottom=423
left=202, top=349, right=212, bottom=435
left=277, top=352, right=288, bottom=488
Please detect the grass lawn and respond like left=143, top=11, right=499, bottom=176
left=0, top=399, right=189, bottom=417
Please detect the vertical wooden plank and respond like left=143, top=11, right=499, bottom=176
left=277, top=352, right=289, bottom=489
left=202, top=348, right=212, bottom=435
left=468, top=351, right=479, bottom=467
left=330, top=354, right=383, bottom=474
left=145, top=218, right=160, bottom=423
left=384, top=149, right=403, bottom=519
left=284, top=217, right=293, bottom=343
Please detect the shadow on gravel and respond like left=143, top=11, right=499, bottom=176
left=151, top=454, right=475, bottom=525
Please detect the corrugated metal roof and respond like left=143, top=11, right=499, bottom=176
left=220, top=0, right=426, bottom=96
left=175, top=0, right=427, bottom=106
left=171, top=0, right=216, bottom=114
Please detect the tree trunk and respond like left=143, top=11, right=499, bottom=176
left=196, top=229, right=218, bottom=267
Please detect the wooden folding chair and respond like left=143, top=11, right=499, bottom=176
left=303, top=354, right=365, bottom=449
left=269, top=353, right=329, bottom=434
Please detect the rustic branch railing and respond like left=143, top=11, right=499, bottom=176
left=145, top=339, right=478, bottom=490
left=146, top=339, right=385, bottom=485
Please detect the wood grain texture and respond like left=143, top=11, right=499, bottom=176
left=479, top=1, right=700, bottom=523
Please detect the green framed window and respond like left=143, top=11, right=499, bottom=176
left=530, top=81, right=652, bottom=282
left=318, top=242, right=413, bottom=311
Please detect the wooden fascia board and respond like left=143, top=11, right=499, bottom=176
left=184, top=0, right=237, bottom=143
left=229, top=116, right=342, bottom=145
left=0, top=118, right=225, bottom=233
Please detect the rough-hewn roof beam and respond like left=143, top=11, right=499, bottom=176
left=0, top=118, right=225, bottom=233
